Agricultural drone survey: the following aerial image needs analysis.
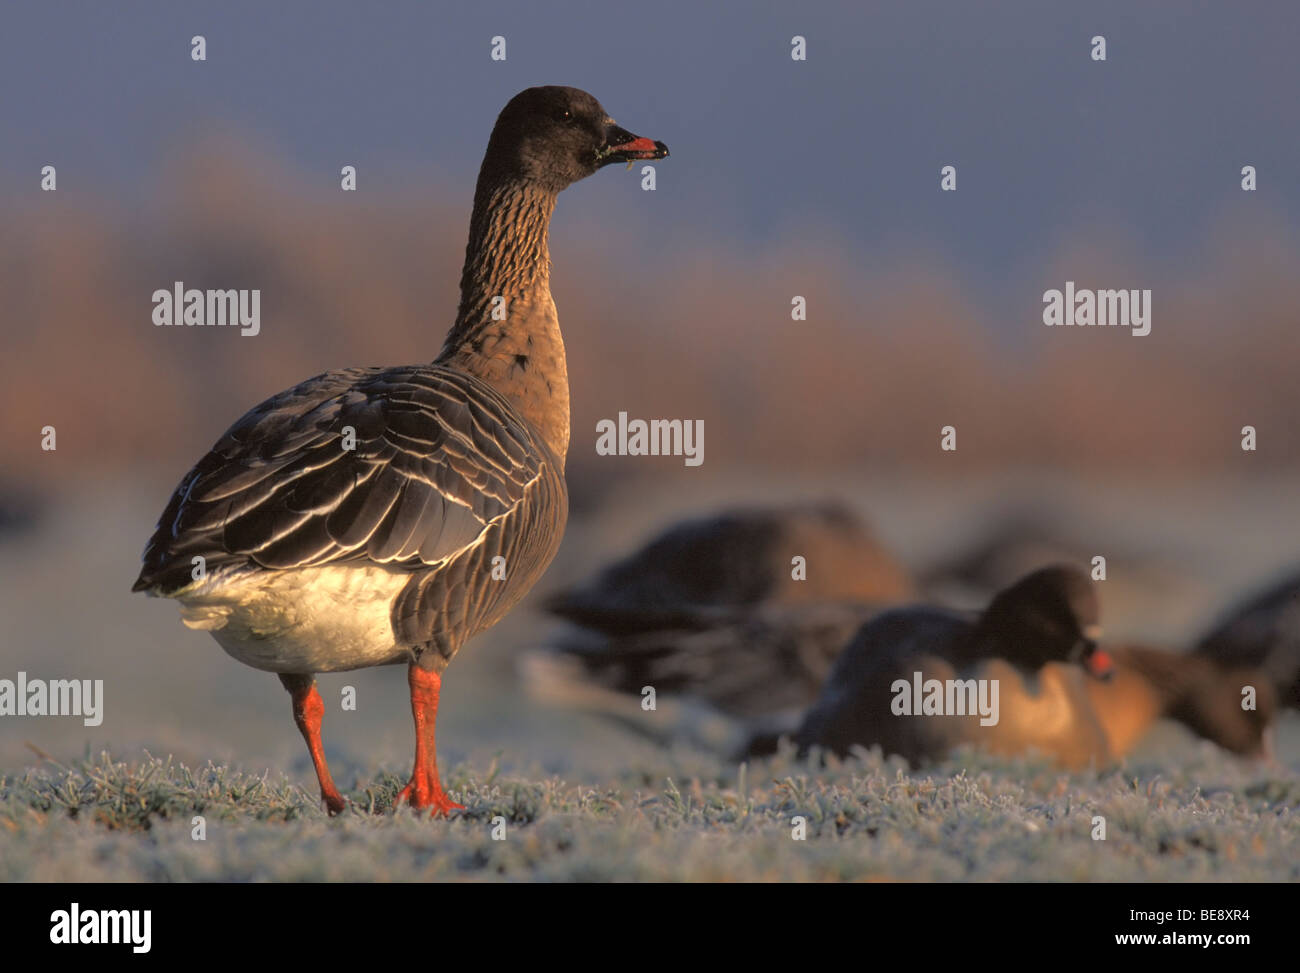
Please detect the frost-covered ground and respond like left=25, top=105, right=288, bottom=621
left=3, top=743, right=1297, bottom=882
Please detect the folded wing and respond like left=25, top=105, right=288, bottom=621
left=133, top=365, right=547, bottom=595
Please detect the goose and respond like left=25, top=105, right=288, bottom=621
left=132, top=86, right=668, bottom=815
left=917, top=509, right=1194, bottom=628
left=526, top=599, right=884, bottom=723
left=545, top=501, right=915, bottom=634
left=524, top=503, right=912, bottom=725
left=1194, top=569, right=1300, bottom=711
left=779, top=565, right=1117, bottom=767
left=1084, top=644, right=1276, bottom=760
left=774, top=567, right=1276, bottom=766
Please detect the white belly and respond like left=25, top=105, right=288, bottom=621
left=173, top=564, right=412, bottom=673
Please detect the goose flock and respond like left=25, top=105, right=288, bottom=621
left=133, top=87, right=1293, bottom=816
left=531, top=502, right=1291, bottom=770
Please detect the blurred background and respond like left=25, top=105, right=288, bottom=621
left=1, top=1, right=1298, bottom=777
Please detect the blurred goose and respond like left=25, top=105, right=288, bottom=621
left=133, top=87, right=668, bottom=815
left=525, top=503, right=912, bottom=731
left=1194, top=569, right=1300, bottom=710
left=778, top=565, right=1116, bottom=767
left=1085, top=645, right=1276, bottom=759
left=546, top=501, right=914, bottom=634
left=919, top=511, right=1089, bottom=602
left=526, top=599, right=882, bottom=723
left=918, top=508, right=1199, bottom=635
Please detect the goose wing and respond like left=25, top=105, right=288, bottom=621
left=133, top=364, right=550, bottom=595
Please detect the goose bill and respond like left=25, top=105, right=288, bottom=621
left=1083, top=645, right=1115, bottom=680
left=597, top=128, right=669, bottom=165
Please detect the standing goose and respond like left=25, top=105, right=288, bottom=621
left=132, top=87, right=668, bottom=815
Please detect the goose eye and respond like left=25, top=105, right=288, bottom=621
left=557, top=109, right=574, bottom=123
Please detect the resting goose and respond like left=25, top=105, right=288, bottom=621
left=546, top=501, right=915, bottom=634
left=783, top=565, right=1117, bottom=767
left=776, top=566, right=1277, bottom=766
left=528, top=599, right=884, bottom=720
left=133, top=87, right=668, bottom=815
left=525, top=503, right=912, bottom=724
left=1085, top=644, right=1276, bottom=759
left=1194, top=569, right=1300, bottom=711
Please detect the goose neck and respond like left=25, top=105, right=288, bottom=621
left=437, top=177, right=570, bottom=466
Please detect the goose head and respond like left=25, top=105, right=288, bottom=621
left=482, top=86, right=668, bottom=193
left=974, top=564, right=1114, bottom=679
